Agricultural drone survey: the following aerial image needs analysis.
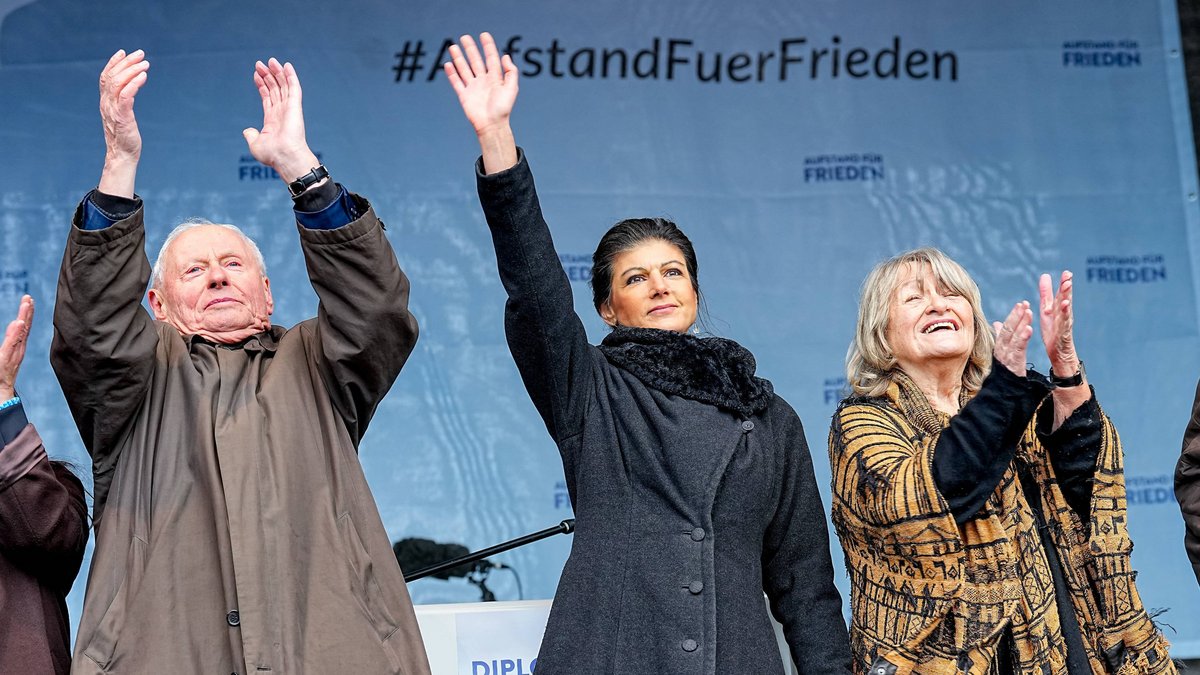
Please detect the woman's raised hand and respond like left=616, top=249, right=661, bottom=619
left=992, top=301, right=1034, bottom=377
left=1039, top=271, right=1089, bottom=429
left=444, top=32, right=518, bottom=135
left=444, top=33, right=519, bottom=173
left=1038, top=271, right=1080, bottom=378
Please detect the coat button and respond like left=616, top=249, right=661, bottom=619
left=226, top=610, right=240, bottom=627
left=682, top=638, right=698, bottom=652
left=741, top=420, right=754, bottom=432
left=688, top=581, right=704, bottom=594
left=690, top=527, right=705, bottom=542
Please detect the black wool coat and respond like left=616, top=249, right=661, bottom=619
left=476, top=151, right=851, bottom=675
left=1177, top=378, right=1200, bottom=585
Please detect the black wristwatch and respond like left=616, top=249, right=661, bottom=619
left=1049, top=361, right=1085, bottom=388
left=287, top=165, right=329, bottom=197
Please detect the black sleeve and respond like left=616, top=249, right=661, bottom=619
left=475, top=150, right=595, bottom=444
left=1036, top=390, right=1101, bottom=522
left=763, top=407, right=853, bottom=674
left=932, top=362, right=1051, bottom=524
left=1176, top=378, right=1200, bottom=585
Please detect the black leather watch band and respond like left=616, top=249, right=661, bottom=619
left=288, top=165, right=329, bottom=197
left=1049, top=361, right=1085, bottom=388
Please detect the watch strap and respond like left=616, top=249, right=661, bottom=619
left=288, top=165, right=329, bottom=197
left=1049, top=361, right=1085, bottom=387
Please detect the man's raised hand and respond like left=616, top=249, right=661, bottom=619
left=97, top=49, right=149, bottom=198
left=242, top=58, right=321, bottom=185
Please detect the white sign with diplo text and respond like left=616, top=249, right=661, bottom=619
left=415, top=597, right=799, bottom=674
left=454, top=603, right=549, bottom=675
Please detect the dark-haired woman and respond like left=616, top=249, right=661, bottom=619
left=0, top=295, right=89, bottom=675
left=443, top=33, right=851, bottom=674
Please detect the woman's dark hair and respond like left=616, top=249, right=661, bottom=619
left=590, top=217, right=700, bottom=312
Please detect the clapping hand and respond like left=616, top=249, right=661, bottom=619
left=1039, top=271, right=1089, bottom=429
left=97, top=49, right=149, bottom=198
left=1039, top=271, right=1080, bottom=379
left=242, top=58, right=321, bottom=185
left=992, top=301, right=1033, bottom=378
left=0, top=296, right=33, bottom=401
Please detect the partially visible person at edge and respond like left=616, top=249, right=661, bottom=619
left=51, top=50, right=428, bottom=674
left=828, top=248, right=1175, bottom=674
left=0, top=294, right=88, bottom=675
left=443, top=32, right=851, bottom=675
left=1176, top=379, right=1200, bottom=585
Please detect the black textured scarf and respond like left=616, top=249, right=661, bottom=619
left=598, top=326, right=774, bottom=418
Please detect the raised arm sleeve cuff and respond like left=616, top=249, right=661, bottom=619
left=475, top=148, right=529, bottom=196
left=0, top=423, right=45, bottom=491
left=82, top=189, right=143, bottom=231
left=0, top=400, right=29, bottom=447
left=294, top=182, right=358, bottom=230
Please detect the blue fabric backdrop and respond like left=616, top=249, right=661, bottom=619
left=1, top=0, right=1198, bottom=656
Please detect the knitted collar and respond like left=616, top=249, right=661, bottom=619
left=599, top=326, right=774, bottom=418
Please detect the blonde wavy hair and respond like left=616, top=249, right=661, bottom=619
left=846, top=247, right=994, bottom=397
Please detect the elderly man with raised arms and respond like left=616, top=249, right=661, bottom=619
left=51, top=50, right=429, bottom=674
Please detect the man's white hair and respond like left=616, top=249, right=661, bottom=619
left=151, top=218, right=268, bottom=288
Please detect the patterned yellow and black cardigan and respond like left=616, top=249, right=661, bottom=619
left=827, top=376, right=1175, bottom=674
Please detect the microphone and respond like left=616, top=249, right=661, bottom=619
left=399, top=520, right=573, bottom=601
left=392, top=537, right=503, bottom=579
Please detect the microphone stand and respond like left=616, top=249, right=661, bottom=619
left=403, top=519, right=575, bottom=584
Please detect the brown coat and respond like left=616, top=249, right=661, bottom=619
left=51, top=196, right=430, bottom=674
left=0, top=423, right=88, bottom=675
